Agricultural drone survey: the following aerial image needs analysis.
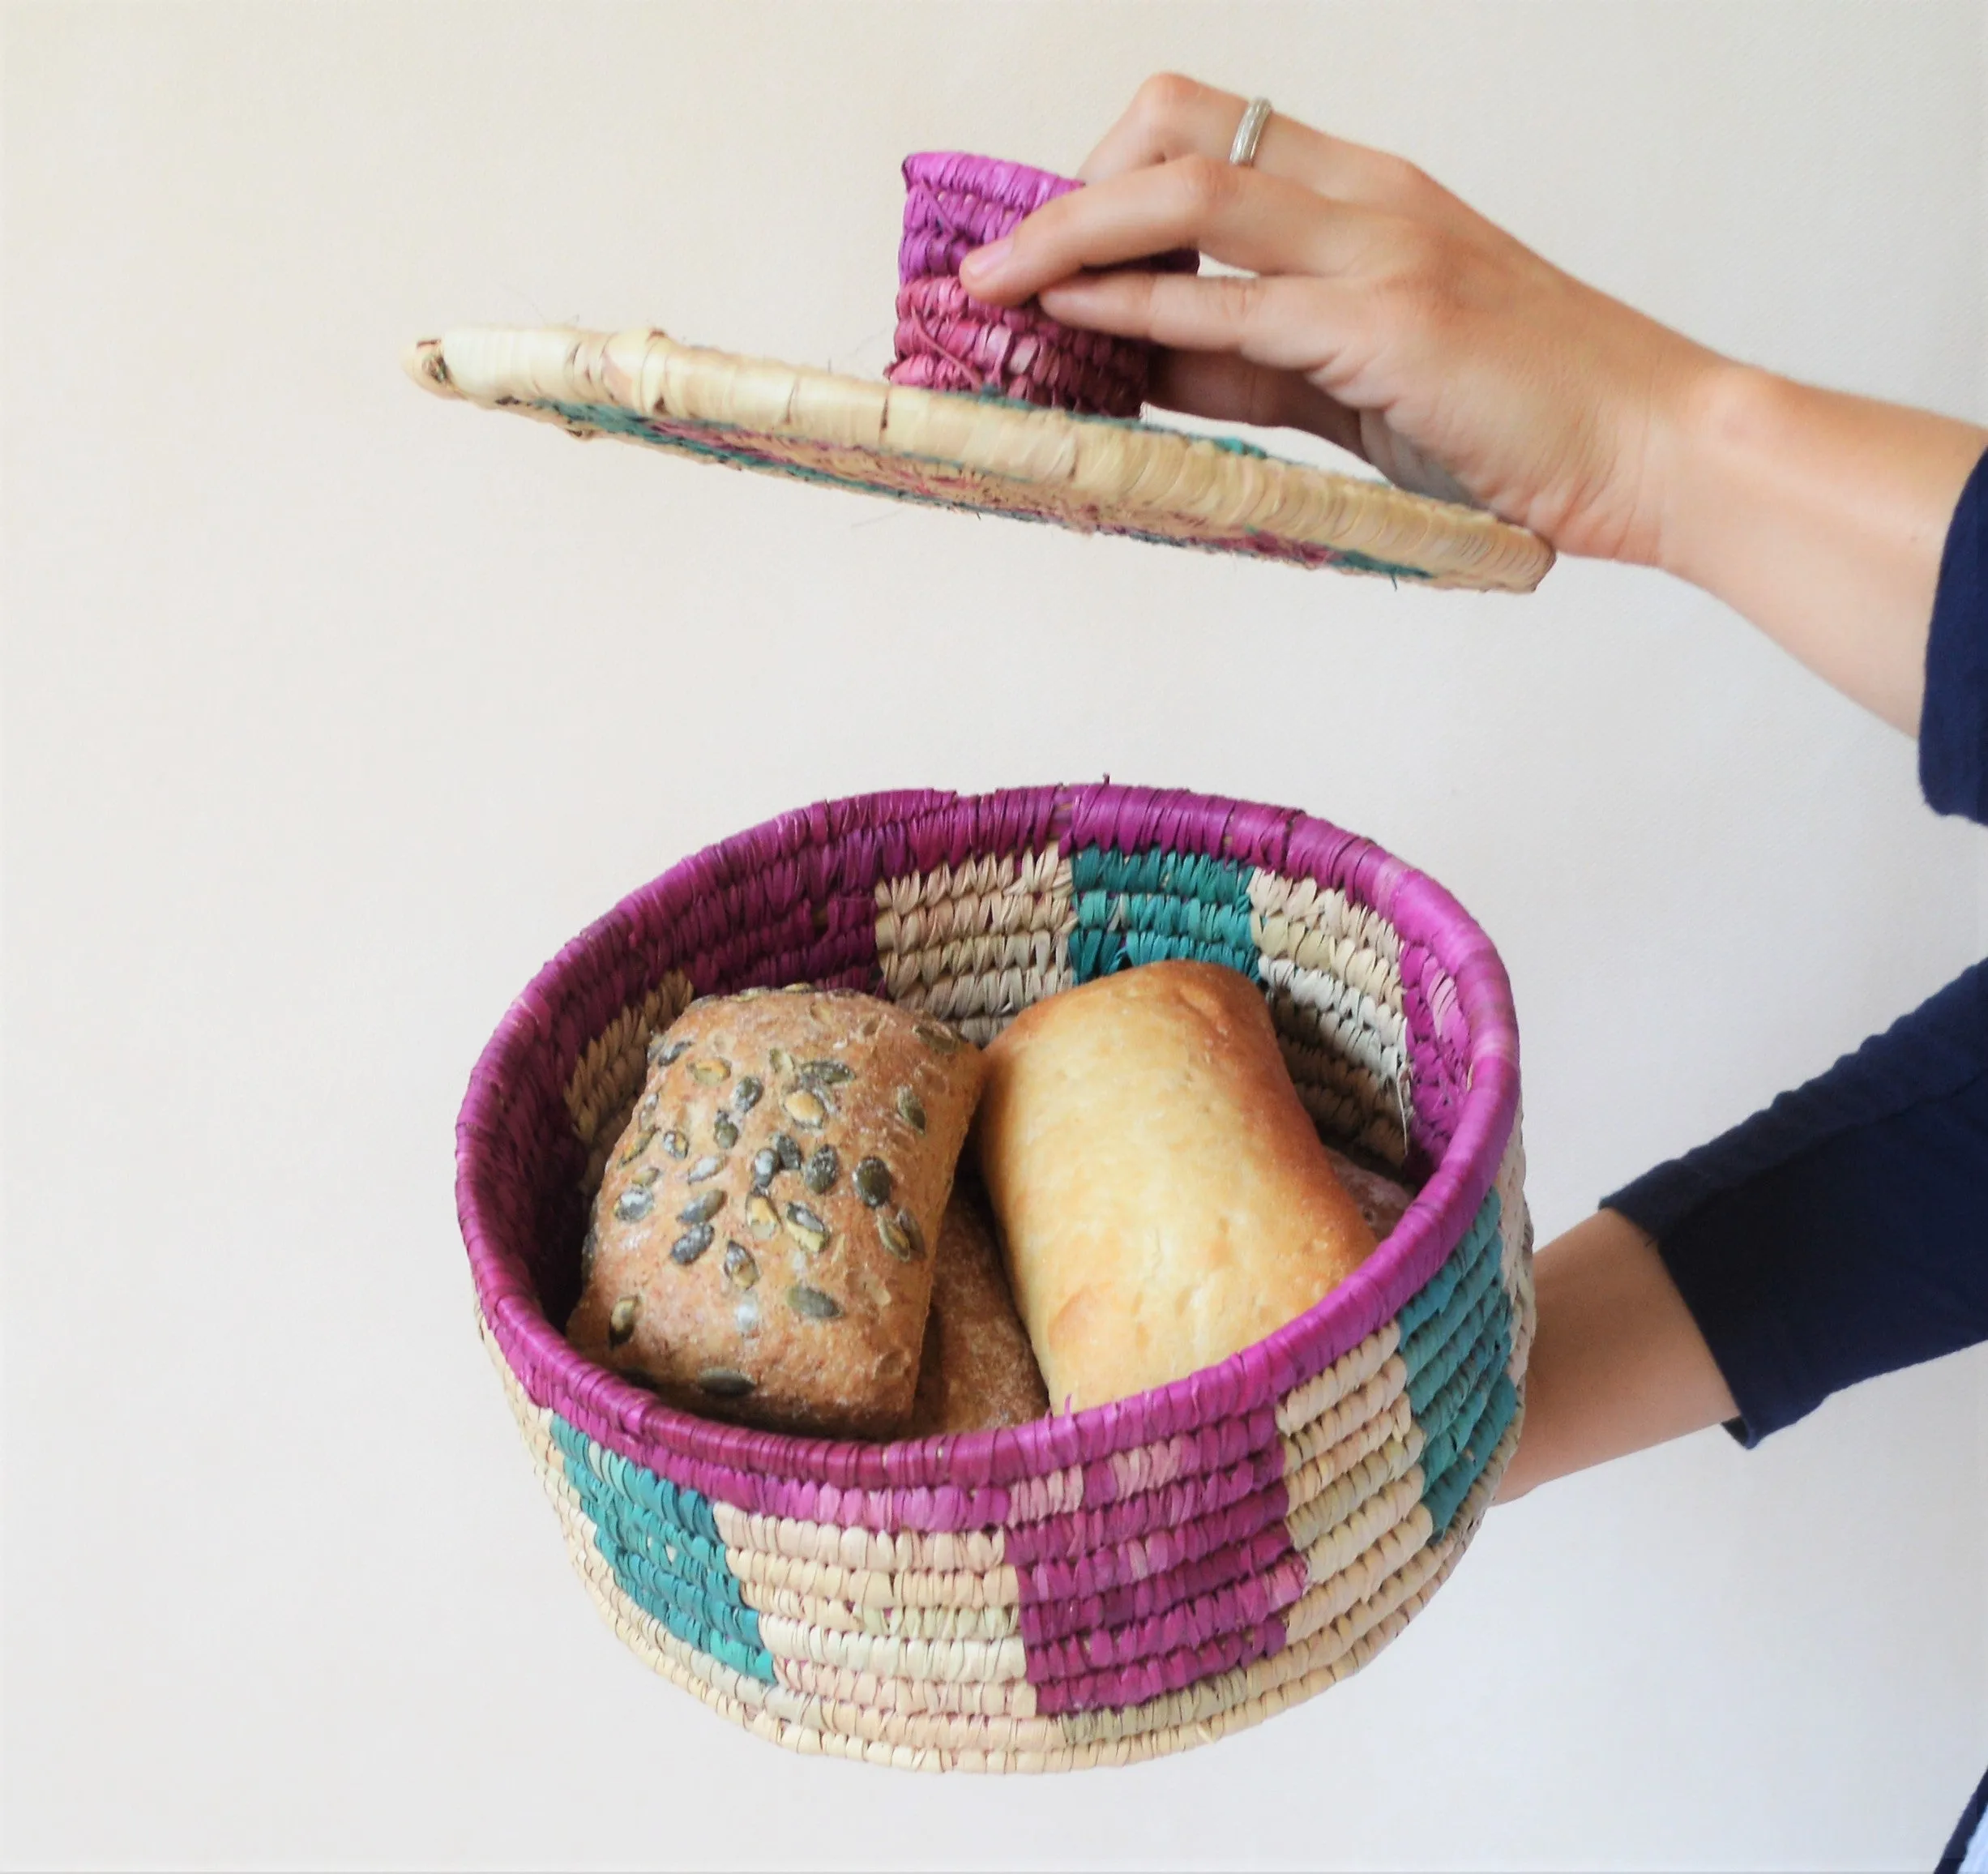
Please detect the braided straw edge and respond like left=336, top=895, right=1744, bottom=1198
left=404, top=327, right=1554, bottom=593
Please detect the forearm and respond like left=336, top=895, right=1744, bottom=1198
left=1654, top=362, right=1987, bottom=734
left=1498, top=1209, right=1736, bottom=1501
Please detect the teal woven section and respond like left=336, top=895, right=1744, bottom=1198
left=552, top=1418, right=776, bottom=1684
left=1067, top=845, right=1259, bottom=982
left=1422, top=1373, right=1518, bottom=1535
left=1413, top=1301, right=1511, bottom=1467
left=1398, top=1189, right=1517, bottom=1537
left=1402, top=1243, right=1507, bottom=1412
left=1398, top=1190, right=1502, bottom=1341
left=536, top=400, right=1436, bottom=582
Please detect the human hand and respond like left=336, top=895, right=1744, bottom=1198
left=957, top=75, right=1719, bottom=564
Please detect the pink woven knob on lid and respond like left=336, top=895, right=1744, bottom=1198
left=887, top=151, right=1199, bottom=419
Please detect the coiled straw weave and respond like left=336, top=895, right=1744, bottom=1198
left=886, top=152, right=1200, bottom=417
left=458, top=785, right=1531, bottom=1770
left=406, top=324, right=1551, bottom=590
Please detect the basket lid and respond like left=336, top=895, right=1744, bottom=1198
left=405, top=324, right=1554, bottom=593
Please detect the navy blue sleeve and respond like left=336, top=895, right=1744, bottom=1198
left=1922, top=447, right=1988, bottom=821
left=1603, top=447, right=1988, bottom=1445
left=1604, top=966, right=1988, bottom=1444
left=1939, top=1762, right=1988, bottom=1874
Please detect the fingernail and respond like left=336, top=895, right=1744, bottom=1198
left=960, top=237, right=1011, bottom=282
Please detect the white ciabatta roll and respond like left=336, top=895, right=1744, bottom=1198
left=974, top=959, right=1379, bottom=1412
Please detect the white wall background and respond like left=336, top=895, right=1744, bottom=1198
left=4, top=3, right=1985, bottom=1868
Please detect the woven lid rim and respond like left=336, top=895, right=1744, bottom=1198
left=407, top=325, right=1554, bottom=591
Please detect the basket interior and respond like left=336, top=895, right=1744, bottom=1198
left=551, top=841, right=1425, bottom=1333
left=459, top=785, right=1506, bottom=1478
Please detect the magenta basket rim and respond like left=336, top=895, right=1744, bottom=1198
left=900, top=150, right=1084, bottom=216
left=896, top=148, right=1200, bottom=277
left=455, top=782, right=1520, bottom=1514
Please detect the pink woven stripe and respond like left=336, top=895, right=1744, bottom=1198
left=1062, top=783, right=1302, bottom=870
left=894, top=153, right=1199, bottom=283
left=1031, top=1619, right=1287, bottom=1718
left=903, top=149, right=1083, bottom=225
left=887, top=151, right=1197, bottom=417
left=891, top=276, right=1152, bottom=409
left=457, top=783, right=1520, bottom=1526
left=1009, top=1496, right=1293, bottom=1603
left=1072, top=1401, right=1279, bottom=1509
left=1022, top=1552, right=1310, bottom=1685
left=1018, top=1524, right=1305, bottom=1646
left=1004, top=1444, right=1287, bottom=1563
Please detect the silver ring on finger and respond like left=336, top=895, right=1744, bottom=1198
left=1229, top=96, right=1272, bottom=167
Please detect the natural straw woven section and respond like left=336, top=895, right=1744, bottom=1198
left=1276, top=1317, right=1402, bottom=1437
left=1492, top=1125, right=1538, bottom=1376
left=874, top=845, right=1074, bottom=1044
left=1282, top=1342, right=1408, bottom=1467
left=406, top=327, right=1553, bottom=591
left=774, top=1658, right=1041, bottom=1723
left=1284, top=1392, right=1419, bottom=1528
left=711, top=1508, right=1006, bottom=1577
left=754, top=1618, right=1028, bottom=1685
left=1251, top=870, right=1412, bottom=1166
left=564, top=970, right=693, bottom=1197
left=723, top=1547, right=1019, bottom=1613
left=746, top=1587, right=1020, bottom=1645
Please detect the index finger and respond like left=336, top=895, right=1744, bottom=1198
left=1077, top=73, right=1477, bottom=234
left=960, top=158, right=1389, bottom=307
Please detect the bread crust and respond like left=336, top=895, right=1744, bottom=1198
left=908, top=1179, right=1050, bottom=1436
left=569, top=988, right=981, bottom=1438
left=1321, top=1144, right=1417, bottom=1242
left=974, top=960, right=1377, bottom=1411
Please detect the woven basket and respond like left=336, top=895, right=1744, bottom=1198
left=460, top=784, right=1532, bottom=1771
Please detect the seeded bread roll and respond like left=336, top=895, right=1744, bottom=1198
left=974, top=959, right=1379, bottom=1413
left=568, top=987, right=983, bottom=1439
left=908, top=1178, right=1050, bottom=1436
